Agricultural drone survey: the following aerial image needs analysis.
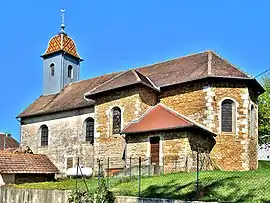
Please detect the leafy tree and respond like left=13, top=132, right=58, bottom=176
left=258, top=75, right=270, bottom=144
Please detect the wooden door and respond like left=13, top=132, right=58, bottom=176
left=150, top=137, right=160, bottom=165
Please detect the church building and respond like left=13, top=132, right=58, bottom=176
left=17, top=14, right=264, bottom=174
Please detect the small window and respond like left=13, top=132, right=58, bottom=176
left=66, top=157, right=73, bottom=170
left=86, top=118, right=94, bottom=144
left=68, top=65, right=73, bottom=78
left=112, top=107, right=121, bottom=134
left=221, top=99, right=236, bottom=133
left=250, top=105, right=256, bottom=137
left=50, top=64, right=55, bottom=76
left=41, top=125, right=49, bottom=146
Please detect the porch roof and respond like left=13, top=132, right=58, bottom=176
left=122, top=104, right=215, bottom=136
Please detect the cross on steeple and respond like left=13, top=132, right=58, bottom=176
left=60, top=9, right=66, bottom=33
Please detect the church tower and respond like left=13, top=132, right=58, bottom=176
left=41, top=10, right=83, bottom=95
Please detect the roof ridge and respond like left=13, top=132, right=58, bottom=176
left=121, top=105, right=156, bottom=133
left=131, top=69, right=141, bottom=82
left=157, top=104, right=194, bottom=126
left=135, top=50, right=210, bottom=71
left=211, top=51, right=251, bottom=78
left=157, top=103, right=214, bottom=133
left=85, top=71, right=129, bottom=96
left=133, top=69, right=160, bottom=91
left=207, top=50, right=212, bottom=76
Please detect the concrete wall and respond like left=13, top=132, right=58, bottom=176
left=0, top=187, right=213, bottom=203
left=0, top=174, right=15, bottom=186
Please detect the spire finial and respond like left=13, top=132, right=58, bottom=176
left=60, top=9, right=66, bottom=33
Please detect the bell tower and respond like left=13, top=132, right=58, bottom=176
left=41, top=9, right=83, bottom=95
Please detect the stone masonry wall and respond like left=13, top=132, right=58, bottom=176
left=21, top=108, right=96, bottom=174
left=159, top=81, right=258, bottom=171
left=94, top=86, right=158, bottom=169
left=126, top=130, right=215, bottom=173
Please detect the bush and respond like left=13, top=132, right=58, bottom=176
left=68, top=179, right=115, bottom=203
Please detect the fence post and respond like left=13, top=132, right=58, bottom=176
left=107, top=157, right=110, bottom=188
left=196, top=151, right=199, bottom=200
left=98, top=158, right=101, bottom=188
left=148, top=157, right=151, bottom=176
left=162, top=156, right=165, bottom=174
left=130, top=156, right=132, bottom=181
left=138, top=157, right=141, bottom=197
left=75, top=157, right=79, bottom=202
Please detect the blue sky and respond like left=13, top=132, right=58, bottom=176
left=0, top=0, right=269, bottom=141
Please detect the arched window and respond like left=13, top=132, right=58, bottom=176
left=221, top=99, right=236, bottom=133
left=250, top=105, right=256, bottom=137
left=68, top=65, right=73, bottom=78
left=86, top=118, right=94, bottom=144
left=50, top=63, right=55, bottom=76
left=112, top=107, right=121, bottom=134
left=41, top=125, right=49, bottom=146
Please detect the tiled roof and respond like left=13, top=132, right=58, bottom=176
left=42, top=33, right=82, bottom=60
left=85, top=69, right=159, bottom=97
left=0, top=133, right=19, bottom=150
left=18, top=72, right=120, bottom=117
left=122, top=104, right=214, bottom=134
left=18, top=50, right=262, bottom=118
left=0, top=152, right=59, bottom=174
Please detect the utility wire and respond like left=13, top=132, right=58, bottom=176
left=253, top=68, right=270, bottom=79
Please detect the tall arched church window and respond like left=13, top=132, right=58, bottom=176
left=68, top=65, right=73, bottom=78
left=112, top=107, right=121, bottom=134
left=86, top=118, right=94, bottom=144
left=250, top=105, right=256, bottom=137
left=50, top=63, right=55, bottom=76
left=221, top=99, right=236, bottom=133
left=41, top=125, right=49, bottom=146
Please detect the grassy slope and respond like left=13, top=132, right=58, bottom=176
left=14, top=161, right=270, bottom=202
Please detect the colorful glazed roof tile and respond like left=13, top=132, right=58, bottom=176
left=42, top=33, right=82, bottom=60
left=122, top=104, right=215, bottom=135
left=0, top=152, right=59, bottom=174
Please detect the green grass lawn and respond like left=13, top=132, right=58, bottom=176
left=14, top=161, right=270, bottom=202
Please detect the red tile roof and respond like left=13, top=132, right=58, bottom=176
left=0, top=152, right=59, bottom=174
left=18, top=50, right=263, bottom=118
left=122, top=104, right=214, bottom=134
left=0, top=133, right=19, bottom=150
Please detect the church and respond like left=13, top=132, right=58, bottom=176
left=17, top=15, right=264, bottom=175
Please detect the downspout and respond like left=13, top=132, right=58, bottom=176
left=16, top=117, right=23, bottom=148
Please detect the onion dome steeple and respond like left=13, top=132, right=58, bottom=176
left=41, top=9, right=83, bottom=95
left=41, top=9, right=83, bottom=61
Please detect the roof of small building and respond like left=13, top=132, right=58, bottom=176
left=0, top=152, right=59, bottom=174
left=18, top=50, right=263, bottom=118
left=122, top=103, right=216, bottom=136
left=42, top=33, right=82, bottom=60
left=0, top=133, right=19, bottom=150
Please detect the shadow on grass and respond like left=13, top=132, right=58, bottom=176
left=139, top=176, right=270, bottom=203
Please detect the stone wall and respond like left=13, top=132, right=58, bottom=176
left=159, top=80, right=259, bottom=171
left=21, top=108, right=96, bottom=174
left=126, top=130, right=215, bottom=173
left=94, top=86, right=158, bottom=168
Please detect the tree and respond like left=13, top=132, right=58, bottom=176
left=258, top=75, right=270, bottom=144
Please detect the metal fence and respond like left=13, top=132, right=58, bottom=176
left=73, top=149, right=270, bottom=202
